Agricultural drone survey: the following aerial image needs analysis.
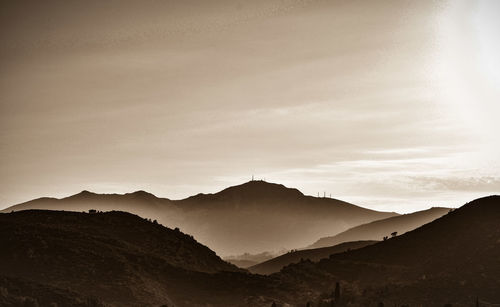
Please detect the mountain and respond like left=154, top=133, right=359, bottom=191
left=1, top=181, right=398, bottom=256
left=0, top=275, right=106, bottom=307
left=248, top=240, right=377, bottom=275
left=0, top=209, right=323, bottom=307
left=1, top=195, right=498, bottom=306
left=308, top=207, right=450, bottom=249
left=274, top=195, right=500, bottom=306
left=224, top=251, right=282, bottom=268
left=170, top=181, right=397, bottom=255
left=2, top=190, right=177, bottom=223
left=0, top=210, right=242, bottom=306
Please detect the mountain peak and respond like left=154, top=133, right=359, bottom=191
left=71, top=190, right=97, bottom=198
left=64, top=190, right=161, bottom=201
left=180, top=180, right=305, bottom=204
left=128, top=190, right=157, bottom=199
left=217, top=180, right=304, bottom=199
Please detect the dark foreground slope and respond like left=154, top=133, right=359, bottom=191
left=0, top=275, right=106, bottom=307
left=308, top=207, right=450, bottom=249
left=2, top=181, right=398, bottom=256
left=275, top=195, right=500, bottom=306
left=0, top=210, right=254, bottom=306
left=0, top=210, right=321, bottom=307
left=0, top=196, right=498, bottom=306
left=249, top=240, right=377, bottom=275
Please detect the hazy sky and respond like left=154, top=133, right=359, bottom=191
left=1, top=0, right=499, bottom=212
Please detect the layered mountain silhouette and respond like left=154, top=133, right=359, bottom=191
left=275, top=195, right=500, bottom=306
left=308, top=207, right=450, bottom=249
left=224, top=251, right=282, bottom=268
left=2, top=181, right=398, bottom=255
left=0, top=209, right=315, bottom=306
left=248, top=240, right=377, bottom=275
left=2, top=190, right=176, bottom=222
left=1, top=195, right=498, bottom=306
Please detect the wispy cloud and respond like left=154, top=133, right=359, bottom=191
left=0, top=0, right=499, bottom=212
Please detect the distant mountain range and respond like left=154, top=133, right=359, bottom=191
left=224, top=251, right=284, bottom=268
left=276, top=195, right=500, bottom=306
left=308, top=207, right=450, bottom=249
left=245, top=207, right=450, bottom=275
left=1, top=181, right=398, bottom=255
left=248, top=240, right=377, bottom=275
left=1, top=195, right=498, bottom=306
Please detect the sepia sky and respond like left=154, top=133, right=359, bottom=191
left=1, top=0, right=499, bottom=212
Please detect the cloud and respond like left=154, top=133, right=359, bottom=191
left=409, top=176, right=500, bottom=192
left=0, top=0, right=498, bottom=213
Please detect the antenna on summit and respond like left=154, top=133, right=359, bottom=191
left=252, top=175, right=254, bottom=181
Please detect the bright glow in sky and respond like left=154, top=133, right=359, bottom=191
left=0, top=0, right=499, bottom=213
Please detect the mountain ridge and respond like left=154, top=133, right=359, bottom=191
left=1, top=181, right=399, bottom=255
left=1, top=195, right=498, bottom=306
left=308, top=206, right=450, bottom=249
left=274, top=195, right=500, bottom=306
left=249, top=240, right=378, bottom=275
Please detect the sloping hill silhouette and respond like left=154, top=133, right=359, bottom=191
left=248, top=240, right=377, bottom=275
left=276, top=195, right=500, bottom=306
left=308, top=207, right=450, bottom=249
left=1, top=181, right=398, bottom=256
left=0, top=209, right=323, bottom=307
left=173, top=181, right=397, bottom=255
left=329, top=196, right=499, bottom=267
left=0, top=210, right=241, bottom=306
left=180, top=181, right=304, bottom=206
left=0, top=275, right=106, bottom=307
left=0, top=196, right=498, bottom=306
left=2, top=190, right=176, bottom=221
left=224, top=251, right=280, bottom=268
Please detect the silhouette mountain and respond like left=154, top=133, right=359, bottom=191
left=4, top=190, right=174, bottom=216
left=1, top=181, right=398, bottom=255
left=248, top=240, right=377, bottom=275
left=0, top=209, right=319, bottom=307
left=224, top=251, right=281, bottom=268
left=0, top=210, right=246, bottom=306
left=0, top=275, right=106, bottom=307
left=174, top=181, right=397, bottom=254
left=0, top=195, right=498, bottom=306
left=308, top=207, right=450, bottom=249
left=181, top=181, right=304, bottom=205
left=275, top=195, right=500, bottom=306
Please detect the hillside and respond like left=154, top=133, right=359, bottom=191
left=1, top=181, right=398, bottom=256
left=224, top=251, right=281, bottom=268
left=0, top=209, right=335, bottom=307
left=0, top=275, right=106, bottom=307
left=249, top=241, right=377, bottom=275
left=0, top=196, right=498, bottom=306
left=173, top=181, right=397, bottom=255
left=0, top=210, right=244, bottom=306
left=276, top=195, right=500, bottom=306
left=308, top=207, right=450, bottom=249
left=2, top=190, right=178, bottom=224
